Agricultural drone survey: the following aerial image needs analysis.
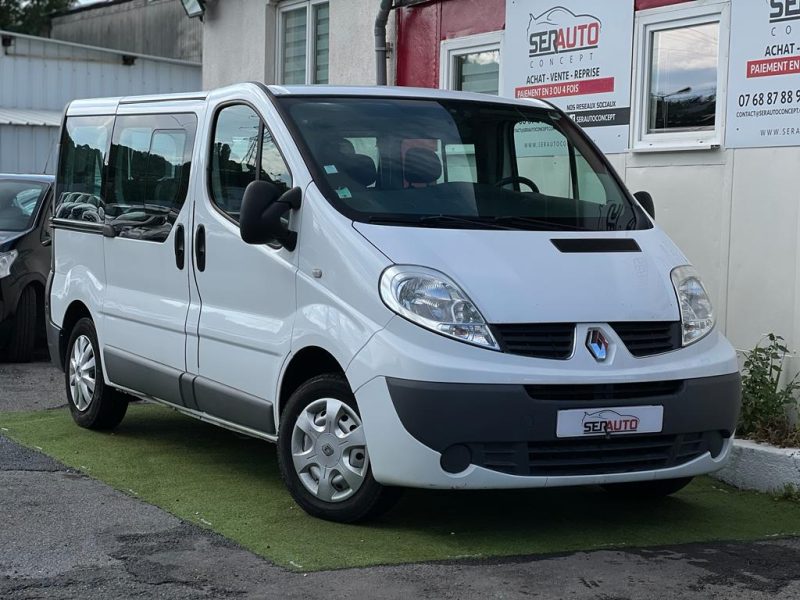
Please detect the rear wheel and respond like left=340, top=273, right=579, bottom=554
left=277, top=374, right=401, bottom=523
left=601, top=477, right=693, bottom=498
left=5, top=286, right=36, bottom=363
left=65, top=318, right=128, bottom=430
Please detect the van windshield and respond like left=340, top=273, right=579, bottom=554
left=0, top=181, right=47, bottom=232
left=279, top=97, right=648, bottom=231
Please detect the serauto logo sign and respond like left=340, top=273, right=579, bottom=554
left=528, top=6, right=602, bottom=59
left=582, top=410, right=640, bottom=435
left=769, top=0, right=800, bottom=24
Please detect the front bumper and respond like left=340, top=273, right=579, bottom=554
left=348, top=317, right=742, bottom=489
left=355, top=375, right=740, bottom=489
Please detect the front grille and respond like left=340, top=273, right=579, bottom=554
left=611, top=321, right=682, bottom=357
left=492, top=323, right=575, bottom=360
left=468, top=433, right=710, bottom=477
left=525, top=380, right=684, bottom=401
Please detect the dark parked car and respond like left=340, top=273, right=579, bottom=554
left=0, top=174, right=54, bottom=362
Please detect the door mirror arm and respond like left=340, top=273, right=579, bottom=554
left=240, top=182, right=302, bottom=250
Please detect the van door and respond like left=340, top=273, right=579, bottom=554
left=188, top=102, right=296, bottom=435
left=100, top=112, right=198, bottom=405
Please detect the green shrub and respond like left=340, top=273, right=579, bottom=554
left=739, top=334, right=800, bottom=447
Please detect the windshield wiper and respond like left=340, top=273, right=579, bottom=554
left=419, top=215, right=514, bottom=230
left=367, top=215, right=513, bottom=230
left=489, top=216, right=591, bottom=232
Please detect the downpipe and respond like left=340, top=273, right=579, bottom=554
left=375, top=0, right=394, bottom=85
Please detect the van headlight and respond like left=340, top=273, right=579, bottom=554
left=380, top=266, right=499, bottom=350
left=671, top=266, right=714, bottom=346
left=0, top=250, right=18, bottom=279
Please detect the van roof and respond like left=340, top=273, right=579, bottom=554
left=65, top=83, right=552, bottom=114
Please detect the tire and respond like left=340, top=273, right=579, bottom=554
left=601, top=476, right=693, bottom=498
left=65, top=318, right=128, bottom=430
left=5, top=286, right=37, bottom=363
left=277, top=374, right=402, bottom=523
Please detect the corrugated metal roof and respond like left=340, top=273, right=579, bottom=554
left=0, top=108, right=62, bottom=127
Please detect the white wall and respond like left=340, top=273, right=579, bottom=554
left=329, top=0, right=396, bottom=85
left=202, top=0, right=277, bottom=88
left=202, top=0, right=394, bottom=89
left=611, top=146, right=800, bottom=375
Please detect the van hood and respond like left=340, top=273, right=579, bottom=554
left=354, top=224, right=687, bottom=324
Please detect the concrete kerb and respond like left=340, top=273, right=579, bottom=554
left=714, top=439, right=800, bottom=494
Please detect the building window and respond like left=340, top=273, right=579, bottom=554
left=440, top=32, right=503, bottom=96
left=632, top=2, right=729, bottom=151
left=278, top=0, right=329, bottom=85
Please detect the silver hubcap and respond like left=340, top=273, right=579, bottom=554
left=291, top=398, right=369, bottom=503
left=69, top=335, right=96, bottom=412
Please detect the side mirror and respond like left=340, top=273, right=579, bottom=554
left=634, top=191, right=655, bottom=220
left=239, top=181, right=302, bottom=250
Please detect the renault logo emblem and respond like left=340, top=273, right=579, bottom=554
left=322, top=444, right=335, bottom=457
left=586, top=329, right=609, bottom=362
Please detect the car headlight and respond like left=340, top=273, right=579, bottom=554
left=671, top=265, right=714, bottom=346
left=0, top=250, right=18, bottom=279
left=380, top=265, right=499, bottom=350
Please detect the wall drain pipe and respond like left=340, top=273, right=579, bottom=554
left=375, top=0, right=394, bottom=85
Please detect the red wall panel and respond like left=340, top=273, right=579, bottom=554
left=440, top=0, right=505, bottom=40
left=396, top=0, right=695, bottom=87
left=635, top=0, right=694, bottom=9
left=396, top=3, right=440, bottom=88
left=396, top=0, right=504, bottom=88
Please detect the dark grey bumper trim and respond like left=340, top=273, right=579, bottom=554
left=387, top=373, right=742, bottom=453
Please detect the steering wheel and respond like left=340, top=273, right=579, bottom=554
left=495, top=176, right=539, bottom=193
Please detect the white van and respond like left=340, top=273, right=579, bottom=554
left=48, top=84, right=741, bottom=522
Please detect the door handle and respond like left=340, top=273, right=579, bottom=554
left=174, top=224, right=185, bottom=270
left=195, top=224, right=206, bottom=272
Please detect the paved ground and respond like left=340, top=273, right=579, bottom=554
left=2, top=359, right=800, bottom=599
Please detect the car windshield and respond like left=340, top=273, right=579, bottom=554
left=279, top=96, right=648, bottom=231
left=0, top=181, right=47, bottom=232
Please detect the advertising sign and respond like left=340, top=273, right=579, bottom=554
left=726, top=0, right=800, bottom=148
left=502, top=0, right=635, bottom=153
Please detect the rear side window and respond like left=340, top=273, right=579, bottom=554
left=210, top=104, right=291, bottom=222
left=55, top=115, right=113, bottom=223
left=106, top=114, right=197, bottom=242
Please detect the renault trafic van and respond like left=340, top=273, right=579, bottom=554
left=48, top=84, right=741, bottom=522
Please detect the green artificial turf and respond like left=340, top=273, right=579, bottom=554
left=3, top=403, right=800, bottom=571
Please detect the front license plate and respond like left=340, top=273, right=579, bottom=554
left=556, top=405, right=664, bottom=438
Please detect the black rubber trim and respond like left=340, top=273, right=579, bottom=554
left=51, top=218, right=105, bottom=235
left=179, top=373, right=199, bottom=411
left=104, top=346, right=184, bottom=406
left=103, top=347, right=275, bottom=435
left=387, top=373, right=742, bottom=452
left=193, top=376, right=275, bottom=435
left=551, top=238, right=641, bottom=253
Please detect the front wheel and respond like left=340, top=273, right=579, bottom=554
left=65, top=318, right=128, bottom=430
left=277, top=374, right=401, bottom=523
left=601, top=477, right=693, bottom=498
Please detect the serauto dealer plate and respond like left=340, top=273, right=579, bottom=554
left=556, top=405, right=664, bottom=438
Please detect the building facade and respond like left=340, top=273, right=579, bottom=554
left=51, top=0, right=203, bottom=62
left=201, top=0, right=800, bottom=373
left=0, top=31, right=201, bottom=174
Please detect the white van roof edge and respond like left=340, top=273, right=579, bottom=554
left=65, top=83, right=552, bottom=115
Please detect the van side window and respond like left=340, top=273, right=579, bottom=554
left=55, top=115, right=114, bottom=223
left=106, top=113, right=197, bottom=242
left=210, top=104, right=292, bottom=222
